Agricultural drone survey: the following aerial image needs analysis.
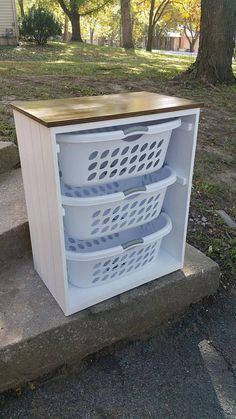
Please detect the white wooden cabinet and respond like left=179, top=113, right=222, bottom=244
left=12, top=92, right=201, bottom=315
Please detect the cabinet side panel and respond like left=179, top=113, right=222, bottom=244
left=162, top=112, right=200, bottom=264
left=13, top=111, right=67, bottom=311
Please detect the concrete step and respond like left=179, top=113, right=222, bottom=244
left=0, top=141, right=19, bottom=174
left=0, top=245, right=219, bottom=392
left=0, top=168, right=30, bottom=261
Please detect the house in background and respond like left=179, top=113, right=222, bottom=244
left=149, top=31, right=199, bottom=53
left=0, top=0, right=18, bottom=45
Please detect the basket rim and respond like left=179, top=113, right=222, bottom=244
left=61, top=166, right=176, bottom=206
left=65, top=212, right=172, bottom=262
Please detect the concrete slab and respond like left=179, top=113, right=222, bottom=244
left=0, top=169, right=30, bottom=261
left=0, top=245, right=219, bottom=392
left=0, top=141, right=19, bottom=174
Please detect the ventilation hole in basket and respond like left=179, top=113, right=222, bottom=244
left=138, top=207, right=145, bottom=215
left=100, top=161, right=108, bottom=170
left=121, top=157, right=128, bottom=166
left=112, top=215, right=119, bottom=223
left=92, top=209, right=100, bottom=217
left=154, top=159, right=160, bottom=167
left=101, top=150, right=109, bottom=159
left=121, top=146, right=129, bottom=155
left=92, top=220, right=99, bottom=228
left=101, top=237, right=107, bottom=242
left=103, top=208, right=111, bottom=216
left=129, top=166, right=136, bottom=174
left=137, top=248, right=143, bottom=255
left=130, top=210, right=136, bottom=217
left=155, top=150, right=161, bottom=158
left=130, top=155, right=137, bottom=164
left=140, top=199, right=146, bottom=206
left=137, top=216, right=143, bottom=223
left=127, top=266, right=133, bottom=272
left=136, top=262, right=141, bottom=269
left=91, top=228, right=99, bottom=235
left=69, top=245, right=76, bottom=251
left=120, top=221, right=126, bottom=228
left=88, top=173, right=96, bottom=181
left=139, top=154, right=146, bottom=162
left=158, top=139, right=164, bottom=148
left=111, top=159, right=118, bottom=168
left=93, top=269, right=100, bottom=277
left=99, top=172, right=107, bottom=180
left=131, top=144, right=139, bottom=153
left=149, top=141, right=156, bottom=150
left=74, top=190, right=82, bottom=197
left=120, top=168, right=127, bottom=176
left=83, top=189, right=90, bottom=196
left=110, top=169, right=117, bottom=178
left=120, top=268, right=126, bottom=276
left=103, top=217, right=110, bottom=225
left=141, top=143, right=148, bottom=152
left=65, top=193, right=73, bottom=197
left=89, top=151, right=98, bottom=160
left=155, top=194, right=160, bottom=201
left=86, top=241, right=92, bottom=247
left=151, top=211, right=157, bottom=218
left=148, top=196, right=154, bottom=203
left=112, top=257, right=119, bottom=264
left=68, top=238, right=75, bottom=243
left=148, top=151, right=155, bottom=160
left=101, top=226, right=109, bottom=233
left=112, top=206, right=120, bottom=215
left=88, top=162, right=97, bottom=171
left=92, top=277, right=99, bottom=283
left=104, top=260, right=110, bottom=266
left=111, top=223, right=118, bottom=231
left=111, top=148, right=119, bottom=157
left=131, top=201, right=138, bottom=208
left=122, top=212, right=128, bottom=220
left=94, top=262, right=101, bottom=269
left=138, top=164, right=145, bottom=172
left=123, top=203, right=129, bottom=211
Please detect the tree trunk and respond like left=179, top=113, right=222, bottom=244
left=189, top=37, right=197, bottom=53
left=18, top=0, right=24, bottom=17
left=63, top=14, right=69, bottom=42
left=90, top=27, right=94, bottom=44
left=187, top=0, right=236, bottom=83
left=146, top=0, right=155, bottom=52
left=120, top=0, right=134, bottom=49
left=70, top=12, right=83, bottom=42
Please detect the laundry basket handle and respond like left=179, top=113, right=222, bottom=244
left=123, top=126, right=148, bottom=136
left=122, top=238, right=144, bottom=250
left=123, top=186, right=147, bottom=197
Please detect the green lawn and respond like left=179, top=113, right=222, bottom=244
left=0, top=41, right=235, bottom=286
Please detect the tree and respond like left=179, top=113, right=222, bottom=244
left=21, top=6, right=62, bottom=45
left=57, top=0, right=112, bottom=42
left=120, top=0, right=134, bottom=49
left=185, top=0, right=236, bottom=84
left=146, top=0, right=171, bottom=51
left=176, top=0, right=200, bottom=52
left=18, top=0, right=25, bottom=17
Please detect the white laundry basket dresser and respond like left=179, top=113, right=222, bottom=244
left=12, top=92, right=202, bottom=316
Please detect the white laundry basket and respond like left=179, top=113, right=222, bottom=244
left=62, top=166, right=176, bottom=239
left=66, top=212, right=172, bottom=288
left=57, top=118, right=181, bottom=186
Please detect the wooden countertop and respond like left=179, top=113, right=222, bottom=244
left=11, top=91, right=202, bottom=128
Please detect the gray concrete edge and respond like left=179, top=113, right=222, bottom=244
left=0, top=245, right=220, bottom=392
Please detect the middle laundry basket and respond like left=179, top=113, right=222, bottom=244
left=61, top=165, right=176, bottom=239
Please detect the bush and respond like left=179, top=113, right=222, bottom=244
left=21, top=6, right=62, bottom=45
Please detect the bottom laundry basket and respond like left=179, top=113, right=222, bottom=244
left=66, top=212, right=172, bottom=288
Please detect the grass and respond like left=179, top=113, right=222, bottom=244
left=0, top=41, right=235, bottom=286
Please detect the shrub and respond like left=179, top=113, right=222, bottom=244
left=21, top=6, right=62, bottom=45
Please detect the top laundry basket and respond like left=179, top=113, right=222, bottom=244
left=57, top=118, right=181, bottom=186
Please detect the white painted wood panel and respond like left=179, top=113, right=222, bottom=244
left=14, top=107, right=200, bottom=315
